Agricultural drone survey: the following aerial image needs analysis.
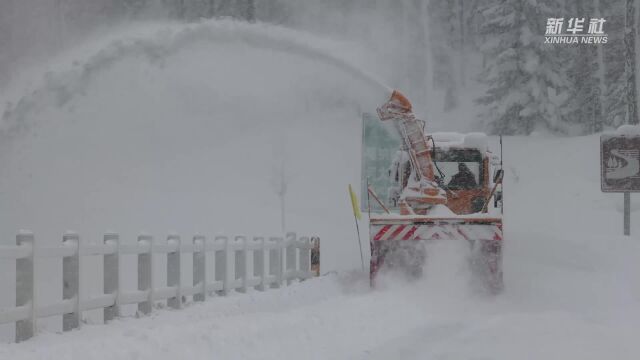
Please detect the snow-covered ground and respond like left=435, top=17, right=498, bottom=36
left=1, top=20, right=639, bottom=359
left=3, top=134, right=640, bottom=360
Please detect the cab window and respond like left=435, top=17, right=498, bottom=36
left=434, top=149, right=482, bottom=190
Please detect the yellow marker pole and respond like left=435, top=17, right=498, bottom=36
left=349, top=184, right=365, bottom=270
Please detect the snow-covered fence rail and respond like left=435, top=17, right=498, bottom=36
left=0, top=231, right=320, bottom=343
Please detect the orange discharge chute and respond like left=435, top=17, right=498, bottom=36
left=389, top=90, right=412, bottom=112
left=376, top=90, right=445, bottom=213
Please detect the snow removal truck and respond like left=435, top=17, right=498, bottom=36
left=363, top=91, right=504, bottom=293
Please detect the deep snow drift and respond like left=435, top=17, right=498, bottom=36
left=1, top=20, right=639, bottom=359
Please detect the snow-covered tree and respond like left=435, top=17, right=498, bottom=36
left=122, top=0, right=148, bottom=17
left=624, top=0, right=638, bottom=124
left=428, top=0, right=460, bottom=112
left=561, top=1, right=604, bottom=134
left=595, top=1, right=629, bottom=129
left=403, top=0, right=429, bottom=107
left=0, top=0, right=12, bottom=86
left=476, top=0, right=566, bottom=135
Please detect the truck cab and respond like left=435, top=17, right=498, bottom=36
left=387, top=133, right=500, bottom=215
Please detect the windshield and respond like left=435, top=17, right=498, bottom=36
left=434, top=149, right=482, bottom=190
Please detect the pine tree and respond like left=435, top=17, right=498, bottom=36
left=0, top=0, right=12, bottom=87
left=624, top=0, right=638, bottom=124
left=599, top=1, right=626, bottom=128
left=476, top=0, right=566, bottom=135
left=404, top=0, right=429, bottom=107
left=122, top=0, right=147, bottom=17
left=246, top=0, right=256, bottom=22
left=562, top=2, right=603, bottom=134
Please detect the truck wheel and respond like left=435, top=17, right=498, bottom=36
left=469, top=239, right=503, bottom=294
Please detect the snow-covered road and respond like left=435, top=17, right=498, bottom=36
left=1, top=265, right=637, bottom=360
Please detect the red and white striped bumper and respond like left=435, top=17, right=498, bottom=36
left=370, top=222, right=502, bottom=242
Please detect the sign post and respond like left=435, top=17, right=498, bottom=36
left=600, top=134, right=640, bottom=235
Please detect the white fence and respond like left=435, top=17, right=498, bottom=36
left=0, top=231, right=320, bottom=343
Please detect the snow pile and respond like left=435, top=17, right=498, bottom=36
left=431, top=132, right=488, bottom=153
left=431, top=132, right=465, bottom=143
left=614, top=124, right=640, bottom=136
left=462, top=132, right=489, bottom=152
left=418, top=204, right=455, bottom=217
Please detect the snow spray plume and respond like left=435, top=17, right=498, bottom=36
left=0, top=20, right=392, bottom=141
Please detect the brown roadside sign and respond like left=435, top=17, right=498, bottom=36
left=601, top=134, right=640, bottom=192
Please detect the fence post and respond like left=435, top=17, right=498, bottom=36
left=214, top=236, right=228, bottom=296
left=285, top=232, right=296, bottom=284
left=15, top=231, right=35, bottom=342
left=299, top=236, right=311, bottom=279
left=62, top=232, right=80, bottom=332
left=234, top=236, right=248, bottom=293
left=103, top=233, right=119, bottom=322
left=167, top=235, right=181, bottom=309
left=253, top=236, right=266, bottom=291
left=137, top=234, right=153, bottom=315
left=269, top=236, right=283, bottom=288
left=311, top=237, right=320, bottom=277
left=225, top=236, right=234, bottom=295
left=193, top=235, right=206, bottom=302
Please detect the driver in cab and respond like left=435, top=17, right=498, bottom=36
left=448, top=162, right=477, bottom=190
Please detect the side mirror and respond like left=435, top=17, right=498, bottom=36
left=493, top=169, right=504, bottom=183
left=494, top=190, right=503, bottom=208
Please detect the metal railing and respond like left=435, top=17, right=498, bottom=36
left=0, top=231, right=320, bottom=343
